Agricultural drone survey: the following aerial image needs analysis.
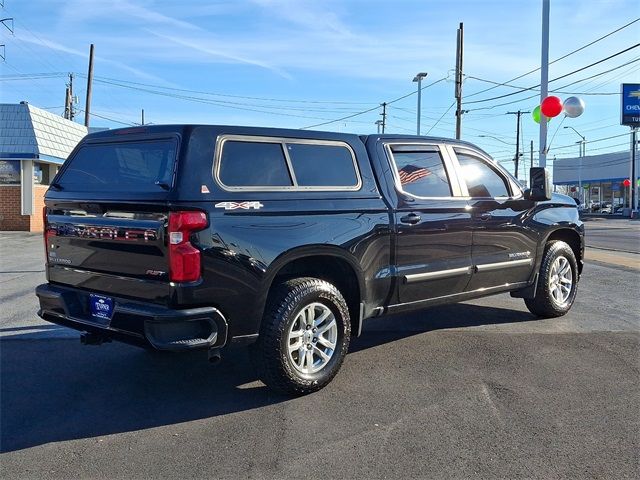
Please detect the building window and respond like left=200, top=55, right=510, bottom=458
left=33, top=162, right=52, bottom=185
left=0, top=160, right=20, bottom=185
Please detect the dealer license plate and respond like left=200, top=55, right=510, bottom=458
left=89, top=294, right=114, bottom=326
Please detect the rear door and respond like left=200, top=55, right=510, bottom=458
left=45, top=136, right=180, bottom=301
left=449, top=146, right=537, bottom=291
left=384, top=143, right=473, bottom=304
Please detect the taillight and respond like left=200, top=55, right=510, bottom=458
left=43, top=207, right=55, bottom=261
left=168, top=211, right=208, bottom=282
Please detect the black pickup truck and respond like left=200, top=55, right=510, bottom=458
left=37, top=125, right=583, bottom=394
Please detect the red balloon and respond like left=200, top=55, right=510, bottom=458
left=623, top=179, right=631, bottom=187
left=540, top=96, right=563, bottom=118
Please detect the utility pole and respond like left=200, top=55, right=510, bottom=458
left=506, top=110, right=530, bottom=178
left=538, top=0, right=550, bottom=167
left=66, top=73, right=76, bottom=121
left=64, top=85, right=71, bottom=120
left=380, top=102, right=387, bottom=134
left=141, top=109, right=145, bottom=126
left=455, top=22, right=464, bottom=140
left=375, top=120, right=383, bottom=134
left=84, top=43, right=95, bottom=128
left=530, top=140, right=534, bottom=168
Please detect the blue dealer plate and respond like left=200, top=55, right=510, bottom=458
left=89, top=294, right=114, bottom=325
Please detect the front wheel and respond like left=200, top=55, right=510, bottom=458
left=251, top=277, right=351, bottom=395
left=525, top=240, right=579, bottom=318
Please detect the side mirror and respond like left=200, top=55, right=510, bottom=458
left=524, top=167, right=552, bottom=201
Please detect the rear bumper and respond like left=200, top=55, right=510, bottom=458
left=36, top=283, right=227, bottom=351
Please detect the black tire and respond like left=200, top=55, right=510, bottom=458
left=525, top=240, right=579, bottom=318
left=251, top=277, right=351, bottom=395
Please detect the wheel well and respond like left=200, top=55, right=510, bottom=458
left=547, top=229, right=583, bottom=274
left=269, top=256, right=362, bottom=335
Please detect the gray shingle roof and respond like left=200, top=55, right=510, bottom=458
left=0, top=103, right=88, bottom=161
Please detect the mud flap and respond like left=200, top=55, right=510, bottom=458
left=510, top=273, right=539, bottom=299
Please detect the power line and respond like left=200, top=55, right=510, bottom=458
left=386, top=77, right=447, bottom=106
left=466, top=57, right=640, bottom=112
left=75, top=73, right=376, bottom=106
left=465, top=17, right=640, bottom=99
left=300, top=104, right=381, bottom=130
left=301, top=77, right=447, bottom=130
left=467, top=76, right=620, bottom=95
left=5, top=13, right=72, bottom=69
left=494, top=132, right=633, bottom=161
left=464, top=44, right=640, bottom=105
left=425, top=101, right=456, bottom=135
left=79, top=77, right=374, bottom=122
left=78, top=75, right=379, bottom=117
left=76, top=109, right=135, bottom=126
left=0, top=72, right=67, bottom=80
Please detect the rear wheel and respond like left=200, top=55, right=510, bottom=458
left=525, top=240, right=578, bottom=318
left=251, top=277, right=351, bottom=395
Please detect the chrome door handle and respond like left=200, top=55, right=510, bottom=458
left=400, top=213, right=421, bottom=225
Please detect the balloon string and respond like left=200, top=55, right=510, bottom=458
left=547, top=115, right=567, bottom=154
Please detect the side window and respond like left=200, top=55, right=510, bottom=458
left=219, top=141, right=292, bottom=187
left=286, top=143, right=358, bottom=187
left=456, top=152, right=510, bottom=198
left=390, top=147, right=452, bottom=197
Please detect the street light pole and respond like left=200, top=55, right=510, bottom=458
left=413, top=72, right=428, bottom=135
left=564, top=126, right=586, bottom=205
left=478, top=135, right=515, bottom=146
left=538, top=0, right=550, bottom=167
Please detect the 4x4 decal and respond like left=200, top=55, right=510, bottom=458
left=214, top=201, right=264, bottom=210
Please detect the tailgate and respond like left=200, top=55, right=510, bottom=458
left=45, top=205, right=173, bottom=303
left=46, top=206, right=169, bottom=281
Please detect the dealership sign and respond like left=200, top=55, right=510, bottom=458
left=621, top=83, right=640, bottom=127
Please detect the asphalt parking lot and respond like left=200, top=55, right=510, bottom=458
left=1, top=228, right=639, bottom=479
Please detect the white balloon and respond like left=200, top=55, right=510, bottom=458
left=563, top=96, right=585, bottom=118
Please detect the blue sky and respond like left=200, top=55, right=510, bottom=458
left=1, top=0, right=638, bottom=173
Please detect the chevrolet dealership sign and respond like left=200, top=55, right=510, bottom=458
left=621, top=83, right=640, bottom=127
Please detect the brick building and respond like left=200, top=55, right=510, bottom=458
left=0, top=102, right=88, bottom=231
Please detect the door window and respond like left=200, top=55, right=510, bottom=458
left=456, top=152, right=510, bottom=198
left=389, top=147, right=452, bottom=198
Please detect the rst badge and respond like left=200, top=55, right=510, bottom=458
left=215, top=201, right=264, bottom=210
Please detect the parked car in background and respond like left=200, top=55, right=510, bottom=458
left=599, top=202, right=613, bottom=214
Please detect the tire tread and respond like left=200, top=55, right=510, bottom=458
left=252, top=277, right=350, bottom=395
left=525, top=240, right=578, bottom=318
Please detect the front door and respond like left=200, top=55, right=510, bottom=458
left=385, top=143, right=474, bottom=304
left=451, top=147, right=538, bottom=291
